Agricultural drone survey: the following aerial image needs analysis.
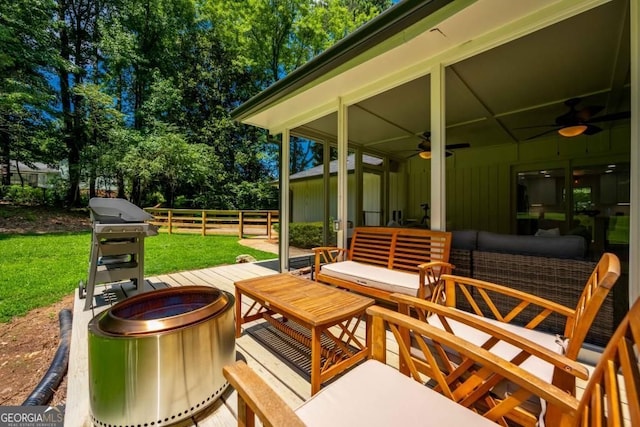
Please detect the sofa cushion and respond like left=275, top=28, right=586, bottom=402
left=295, top=359, right=497, bottom=427
left=320, top=260, right=428, bottom=296
left=451, top=230, right=478, bottom=250
left=477, top=230, right=586, bottom=259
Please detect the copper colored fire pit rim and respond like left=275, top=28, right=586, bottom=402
left=95, top=286, right=230, bottom=336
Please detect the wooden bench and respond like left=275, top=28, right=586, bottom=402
left=313, top=227, right=453, bottom=302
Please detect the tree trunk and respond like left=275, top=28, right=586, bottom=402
left=66, top=146, right=81, bottom=205
left=116, top=173, right=125, bottom=199
left=131, top=178, right=141, bottom=206
left=14, top=160, right=24, bottom=186
left=89, top=174, right=96, bottom=198
left=57, top=0, right=77, bottom=206
left=1, top=132, right=10, bottom=186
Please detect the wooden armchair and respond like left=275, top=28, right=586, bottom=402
left=225, top=295, right=640, bottom=427
left=224, top=303, right=584, bottom=427
left=396, top=252, right=621, bottom=425
left=568, top=296, right=640, bottom=427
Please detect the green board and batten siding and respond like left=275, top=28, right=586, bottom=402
left=404, top=126, right=629, bottom=234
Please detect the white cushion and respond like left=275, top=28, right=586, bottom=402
left=427, top=311, right=562, bottom=380
left=320, top=260, right=430, bottom=297
left=426, top=310, right=564, bottom=420
left=295, top=360, right=497, bottom=427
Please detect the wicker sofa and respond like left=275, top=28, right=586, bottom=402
left=448, top=230, right=617, bottom=348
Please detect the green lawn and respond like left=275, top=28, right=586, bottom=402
left=0, top=232, right=276, bottom=323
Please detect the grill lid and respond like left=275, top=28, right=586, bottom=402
left=89, top=197, right=153, bottom=223
left=96, top=286, right=230, bottom=336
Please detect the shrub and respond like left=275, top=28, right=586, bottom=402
left=3, top=185, right=44, bottom=205
left=273, top=222, right=327, bottom=249
left=44, top=176, right=68, bottom=207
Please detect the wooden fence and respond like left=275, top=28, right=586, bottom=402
left=144, top=208, right=279, bottom=238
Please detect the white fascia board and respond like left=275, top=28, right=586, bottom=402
left=270, top=100, right=338, bottom=136
left=245, top=0, right=610, bottom=133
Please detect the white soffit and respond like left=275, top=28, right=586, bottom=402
left=245, top=0, right=610, bottom=135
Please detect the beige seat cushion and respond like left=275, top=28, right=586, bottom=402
left=295, top=359, right=497, bottom=427
left=427, top=311, right=563, bottom=380
left=426, top=310, right=564, bottom=421
left=320, top=260, right=430, bottom=297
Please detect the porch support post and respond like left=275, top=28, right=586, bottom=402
left=383, top=159, right=390, bottom=226
left=279, top=129, right=291, bottom=272
left=629, top=0, right=639, bottom=306
left=337, top=97, right=348, bottom=248
left=323, top=139, right=331, bottom=245
left=430, top=63, right=446, bottom=231
left=355, top=146, right=363, bottom=226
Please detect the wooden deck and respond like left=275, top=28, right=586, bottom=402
left=65, top=263, right=396, bottom=427
left=64, top=263, right=627, bottom=427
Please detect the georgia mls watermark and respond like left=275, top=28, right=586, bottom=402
left=0, top=406, right=64, bottom=427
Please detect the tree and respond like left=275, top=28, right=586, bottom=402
left=3, top=0, right=392, bottom=210
left=120, top=126, right=221, bottom=207
left=203, top=0, right=390, bottom=180
left=0, top=0, right=59, bottom=185
left=73, top=83, right=125, bottom=197
left=55, top=0, right=102, bottom=205
left=205, top=0, right=391, bottom=89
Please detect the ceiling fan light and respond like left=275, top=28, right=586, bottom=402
left=418, top=151, right=432, bottom=159
left=558, top=125, right=587, bottom=137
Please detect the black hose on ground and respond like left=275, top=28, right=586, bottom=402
left=22, top=309, right=73, bottom=406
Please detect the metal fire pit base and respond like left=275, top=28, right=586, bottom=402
left=88, top=286, right=235, bottom=427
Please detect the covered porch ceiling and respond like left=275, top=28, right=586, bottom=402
left=236, top=0, right=631, bottom=161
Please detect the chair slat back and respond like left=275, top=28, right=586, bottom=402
left=564, top=252, right=620, bottom=358
left=392, top=231, right=451, bottom=272
left=573, top=297, right=640, bottom=427
left=349, top=228, right=394, bottom=267
left=349, top=227, right=451, bottom=273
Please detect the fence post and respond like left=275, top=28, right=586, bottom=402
left=201, top=211, right=207, bottom=236
left=168, top=210, right=173, bottom=234
left=267, top=211, right=272, bottom=239
left=238, top=211, right=244, bottom=239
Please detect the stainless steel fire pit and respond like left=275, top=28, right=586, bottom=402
left=88, top=286, right=235, bottom=426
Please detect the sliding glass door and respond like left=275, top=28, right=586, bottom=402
left=514, top=162, right=629, bottom=263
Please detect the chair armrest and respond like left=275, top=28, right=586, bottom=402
left=441, top=273, right=576, bottom=327
left=312, top=247, right=348, bottom=280
left=366, top=305, right=580, bottom=422
left=223, top=361, right=305, bottom=427
left=311, top=246, right=343, bottom=253
left=389, top=293, right=588, bottom=381
left=417, top=261, right=455, bottom=300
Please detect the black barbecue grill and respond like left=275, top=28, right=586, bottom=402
left=80, top=198, right=158, bottom=311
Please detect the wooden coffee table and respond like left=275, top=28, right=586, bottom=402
left=235, top=273, right=375, bottom=395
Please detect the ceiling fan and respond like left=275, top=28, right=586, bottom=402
left=522, top=98, right=631, bottom=140
left=406, top=132, right=470, bottom=159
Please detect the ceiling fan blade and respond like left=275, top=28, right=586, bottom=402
left=514, top=124, right=558, bottom=130
left=526, top=127, right=561, bottom=140
left=445, top=143, right=471, bottom=150
left=586, top=111, right=631, bottom=124
left=576, top=105, right=603, bottom=122
left=555, top=110, right=578, bottom=126
left=583, top=124, right=602, bottom=135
